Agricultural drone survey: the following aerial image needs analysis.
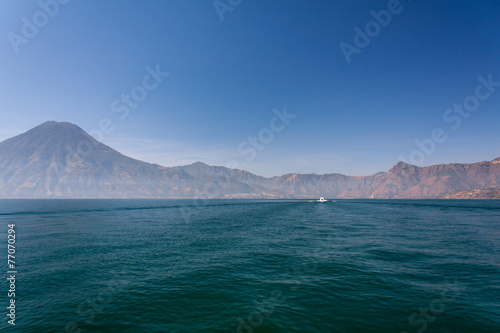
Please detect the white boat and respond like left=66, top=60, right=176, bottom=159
left=317, top=197, right=327, bottom=202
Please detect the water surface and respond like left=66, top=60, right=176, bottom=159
left=0, top=199, right=499, bottom=332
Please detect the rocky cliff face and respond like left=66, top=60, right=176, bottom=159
left=254, top=160, right=500, bottom=199
left=0, top=121, right=499, bottom=199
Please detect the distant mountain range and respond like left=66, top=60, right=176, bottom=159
left=1, top=121, right=499, bottom=199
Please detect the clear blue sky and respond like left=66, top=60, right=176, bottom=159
left=0, top=0, right=499, bottom=177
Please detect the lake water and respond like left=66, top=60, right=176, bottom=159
left=0, top=199, right=499, bottom=332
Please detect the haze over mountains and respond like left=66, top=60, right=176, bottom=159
left=0, top=121, right=499, bottom=199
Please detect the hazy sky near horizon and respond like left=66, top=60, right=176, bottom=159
left=1, top=0, right=499, bottom=177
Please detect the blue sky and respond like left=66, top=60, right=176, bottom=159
left=0, top=0, right=499, bottom=177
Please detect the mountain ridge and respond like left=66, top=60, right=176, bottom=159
left=1, top=121, right=499, bottom=199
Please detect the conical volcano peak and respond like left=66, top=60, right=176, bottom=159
left=27, top=120, right=89, bottom=135
left=0, top=121, right=193, bottom=198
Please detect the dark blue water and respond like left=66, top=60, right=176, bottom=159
left=1, top=199, right=499, bottom=332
